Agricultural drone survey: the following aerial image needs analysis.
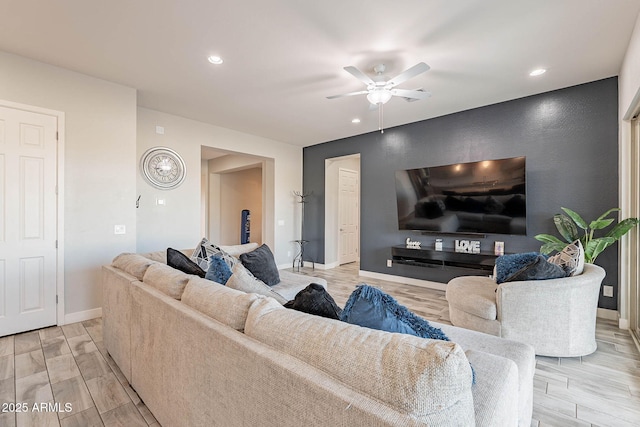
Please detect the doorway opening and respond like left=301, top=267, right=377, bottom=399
left=324, top=154, right=361, bottom=268
left=201, top=146, right=274, bottom=247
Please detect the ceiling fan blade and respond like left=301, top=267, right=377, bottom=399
left=343, top=66, right=375, bottom=86
left=390, top=88, right=432, bottom=100
left=387, top=62, right=430, bottom=88
left=326, top=90, right=369, bottom=100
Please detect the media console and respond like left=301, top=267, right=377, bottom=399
left=391, top=245, right=498, bottom=277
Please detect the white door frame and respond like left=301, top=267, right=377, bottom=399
left=0, top=99, right=65, bottom=326
left=324, top=154, right=360, bottom=269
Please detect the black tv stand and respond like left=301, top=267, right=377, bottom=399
left=391, top=245, right=498, bottom=276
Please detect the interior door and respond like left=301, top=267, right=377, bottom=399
left=0, top=105, right=58, bottom=336
left=338, top=168, right=359, bottom=265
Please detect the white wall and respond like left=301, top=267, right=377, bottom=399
left=0, top=51, right=137, bottom=317
left=137, top=108, right=301, bottom=265
left=619, top=12, right=640, bottom=325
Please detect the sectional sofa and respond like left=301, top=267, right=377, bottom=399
left=102, top=249, right=535, bottom=426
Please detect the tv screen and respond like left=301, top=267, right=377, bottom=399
left=395, top=156, right=526, bottom=235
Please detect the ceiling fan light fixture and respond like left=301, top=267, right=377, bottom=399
left=207, top=55, right=224, bottom=65
left=367, top=90, right=392, bottom=105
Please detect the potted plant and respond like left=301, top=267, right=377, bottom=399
left=535, top=207, right=639, bottom=263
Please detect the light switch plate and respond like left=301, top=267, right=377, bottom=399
left=603, top=285, right=614, bottom=297
left=114, top=225, right=126, bottom=235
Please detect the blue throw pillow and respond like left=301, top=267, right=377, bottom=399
left=504, top=255, right=567, bottom=283
left=205, top=255, right=233, bottom=285
left=495, top=252, right=540, bottom=284
left=340, top=284, right=449, bottom=341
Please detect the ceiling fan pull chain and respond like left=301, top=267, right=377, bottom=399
left=379, top=103, right=384, bottom=134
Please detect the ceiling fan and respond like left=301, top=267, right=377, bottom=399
left=327, top=62, right=431, bottom=132
left=327, top=62, right=431, bottom=105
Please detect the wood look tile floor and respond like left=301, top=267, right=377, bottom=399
left=0, top=262, right=638, bottom=426
left=0, top=319, right=157, bottom=427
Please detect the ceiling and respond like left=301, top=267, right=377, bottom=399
left=2, top=1, right=640, bottom=147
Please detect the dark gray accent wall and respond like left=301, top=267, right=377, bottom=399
left=303, top=78, right=619, bottom=310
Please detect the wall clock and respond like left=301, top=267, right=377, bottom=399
left=140, top=147, right=186, bottom=190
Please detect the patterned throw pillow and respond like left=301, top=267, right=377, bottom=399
left=190, top=238, right=238, bottom=271
left=205, top=255, right=233, bottom=285
left=548, top=239, right=585, bottom=276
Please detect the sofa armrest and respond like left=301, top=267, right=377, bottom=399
left=102, top=265, right=137, bottom=382
left=464, top=350, right=519, bottom=427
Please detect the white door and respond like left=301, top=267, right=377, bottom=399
left=0, top=106, right=58, bottom=336
left=338, top=168, right=359, bottom=265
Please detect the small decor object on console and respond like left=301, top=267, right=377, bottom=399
left=435, top=238, right=443, bottom=251
left=405, top=237, right=422, bottom=248
left=455, top=240, right=480, bottom=254
left=494, top=241, right=504, bottom=256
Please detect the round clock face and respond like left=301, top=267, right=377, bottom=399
left=140, top=147, right=186, bottom=190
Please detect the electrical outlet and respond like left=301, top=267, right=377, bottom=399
left=603, top=285, right=614, bottom=297
left=387, top=259, right=392, bottom=267
left=114, top=225, right=126, bottom=235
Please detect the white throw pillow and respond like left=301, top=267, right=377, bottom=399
left=226, top=263, right=287, bottom=305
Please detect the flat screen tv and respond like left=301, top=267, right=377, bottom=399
left=395, top=156, right=526, bottom=235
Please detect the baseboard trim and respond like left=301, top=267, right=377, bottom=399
left=596, top=308, right=618, bottom=321
left=358, top=270, right=447, bottom=291
left=619, top=317, right=630, bottom=330
left=316, top=261, right=339, bottom=270
left=278, top=262, right=334, bottom=270
left=630, top=329, right=640, bottom=354
left=63, top=307, right=102, bottom=325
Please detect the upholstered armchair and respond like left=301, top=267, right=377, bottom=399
left=446, top=264, right=606, bottom=357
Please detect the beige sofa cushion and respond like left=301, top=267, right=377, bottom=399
left=112, top=253, right=160, bottom=280
left=227, top=263, right=287, bottom=304
left=181, top=277, right=261, bottom=331
left=219, top=242, right=259, bottom=257
left=245, top=298, right=475, bottom=423
left=271, top=270, right=328, bottom=301
left=142, top=263, right=191, bottom=300
left=446, top=276, right=498, bottom=320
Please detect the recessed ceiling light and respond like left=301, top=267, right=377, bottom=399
left=351, top=118, right=361, bottom=124
left=207, top=55, right=224, bottom=65
left=529, top=68, right=546, bottom=77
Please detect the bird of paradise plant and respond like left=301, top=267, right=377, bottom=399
left=534, top=207, right=639, bottom=264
